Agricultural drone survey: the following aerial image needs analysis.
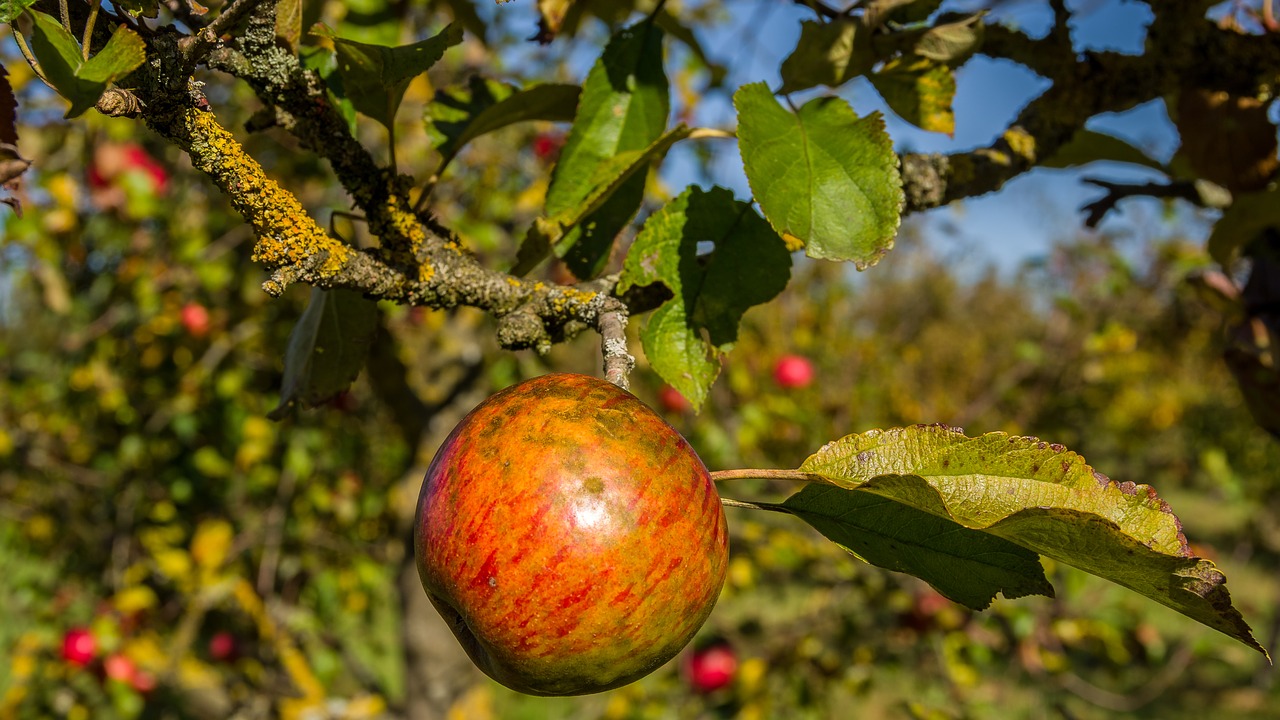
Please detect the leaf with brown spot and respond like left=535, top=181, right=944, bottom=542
left=793, top=425, right=1267, bottom=657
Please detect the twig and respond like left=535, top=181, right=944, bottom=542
left=792, top=0, right=842, bottom=20
left=1055, top=643, right=1195, bottom=712
left=1080, top=179, right=1207, bottom=228
left=81, top=1, right=100, bottom=61
left=256, top=466, right=296, bottom=597
left=598, top=306, right=634, bottom=389
left=58, top=0, right=72, bottom=34
left=720, top=497, right=793, bottom=513
left=108, top=482, right=141, bottom=591
left=710, top=468, right=829, bottom=484
left=11, top=30, right=55, bottom=91
left=181, top=0, right=267, bottom=67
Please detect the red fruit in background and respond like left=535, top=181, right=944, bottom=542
left=772, top=354, right=814, bottom=389
left=130, top=669, right=157, bottom=694
left=208, top=632, right=238, bottom=662
left=328, top=390, right=359, bottom=414
left=415, top=373, right=728, bottom=696
left=87, top=142, right=169, bottom=195
left=532, top=132, right=564, bottom=162
left=121, top=145, right=170, bottom=194
left=683, top=641, right=737, bottom=693
left=61, top=628, right=97, bottom=666
left=180, top=303, right=210, bottom=338
left=657, top=385, right=692, bottom=414
left=104, top=653, right=136, bottom=683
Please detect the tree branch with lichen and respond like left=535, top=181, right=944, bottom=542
left=898, top=8, right=1280, bottom=216
left=141, top=100, right=631, bottom=354
left=119, top=0, right=639, bottom=367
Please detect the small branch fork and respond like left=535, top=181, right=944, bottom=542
left=1079, top=179, right=1214, bottom=228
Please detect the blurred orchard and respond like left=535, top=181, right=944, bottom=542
left=3, top=0, right=1280, bottom=718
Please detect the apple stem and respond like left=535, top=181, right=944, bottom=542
left=709, top=469, right=827, bottom=484
left=598, top=306, right=635, bottom=390
left=720, top=497, right=791, bottom=514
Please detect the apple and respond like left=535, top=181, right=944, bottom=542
left=180, top=303, right=210, bottom=338
left=327, top=390, right=359, bottom=414
left=208, top=631, right=238, bottom=662
left=130, top=668, right=157, bottom=694
left=657, top=384, right=691, bottom=414
left=61, top=628, right=96, bottom=667
left=682, top=640, right=737, bottom=693
left=104, top=653, right=135, bottom=683
left=121, top=144, right=170, bottom=195
left=415, top=373, right=728, bottom=696
left=532, top=132, right=564, bottom=163
left=87, top=142, right=169, bottom=200
left=772, top=354, right=814, bottom=389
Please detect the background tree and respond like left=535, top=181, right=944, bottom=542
left=2, top=0, right=1279, bottom=718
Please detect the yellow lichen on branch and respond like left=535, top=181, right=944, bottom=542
left=181, top=110, right=351, bottom=278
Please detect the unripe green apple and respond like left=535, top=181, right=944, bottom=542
left=414, top=373, right=728, bottom=696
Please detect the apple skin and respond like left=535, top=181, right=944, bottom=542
left=415, top=373, right=728, bottom=696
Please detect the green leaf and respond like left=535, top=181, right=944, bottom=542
left=780, top=485, right=1053, bottom=610
left=531, top=20, right=669, bottom=278
left=868, top=0, right=945, bottom=26
left=313, top=23, right=463, bottom=130
left=0, top=0, right=37, bottom=24
left=517, top=126, right=693, bottom=278
left=1041, top=129, right=1166, bottom=171
left=735, top=82, right=903, bottom=269
left=778, top=19, right=874, bottom=94
left=1207, top=187, right=1280, bottom=266
left=72, top=25, right=146, bottom=116
left=618, top=186, right=791, bottom=409
left=796, top=425, right=1267, bottom=656
left=868, top=57, right=956, bottom=136
left=28, top=12, right=146, bottom=119
left=277, top=0, right=304, bottom=50
left=28, top=12, right=88, bottom=104
left=914, top=13, right=984, bottom=65
left=426, top=77, right=580, bottom=171
left=270, top=288, right=379, bottom=417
